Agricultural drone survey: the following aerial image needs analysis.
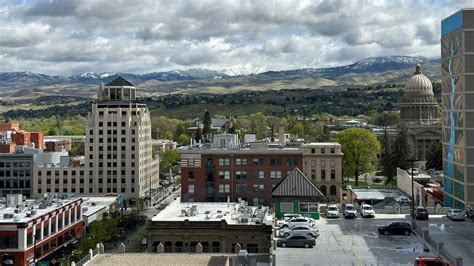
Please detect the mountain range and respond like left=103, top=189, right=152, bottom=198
left=0, top=55, right=440, bottom=98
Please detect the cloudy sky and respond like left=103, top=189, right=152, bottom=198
left=0, top=0, right=471, bottom=75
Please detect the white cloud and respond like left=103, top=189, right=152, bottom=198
left=0, top=0, right=465, bottom=75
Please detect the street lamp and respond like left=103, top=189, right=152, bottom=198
left=406, top=157, right=418, bottom=220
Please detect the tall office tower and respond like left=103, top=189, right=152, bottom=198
left=441, top=9, right=474, bottom=208
left=86, top=77, right=159, bottom=201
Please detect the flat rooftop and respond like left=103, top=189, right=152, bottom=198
left=0, top=197, right=81, bottom=224
left=88, top=254, right=229, bottom=266
left=351, top=188, right=403, bottom=201
left=152, top=197, right=273, bottom=225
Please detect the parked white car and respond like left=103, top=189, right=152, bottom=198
left=280, top=217, right=315, bottom=228
left=279, top=225, right=319, bottom=238
left=360, top=204, right=375, bottom=218
left=343, top=204, right=358, bottom=219
left=326, top=205, right=340, bottom=218
left=446, top=208, right=465, bottom=221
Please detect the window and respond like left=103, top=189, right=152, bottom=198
left=187, top=159, right=195, bottom=166
left=188, top=184, right=195, bottom=194
left=270, top=171, right=281, bottom=179
left=331, top=169, right=336, bottom=180
left=235, top=171, right=247, bottom=179
left=320, top=185, right=327, bottom=195
left=321, top=148, right=325, bottom=154
left=253, top=184, right=264, bottom=192
left=27, top=232, right=33, bottom=246
left=43, top=223, right=49, bottom=237
left=236, top=184, right=247, bottom=193
left=330, top=185, right=337, bottom=196
left=330, top=148, right=335, bottom=154
left=311, top=169, right=316, bottom=179
left=311, top=148, right=315, bottom=154
left=321, top=169, right=326, bottom=179
left=218, top=171, right=230, bottom=179
left=43, top=242, right=50, bottom=253
left=253, top=171, right=264, bottom=179
left=252, top=158, right=264, bottom=166
left=188, top=171, right=195, bottom=180
left=299, top=202, right=319, bottom=213
left=287, top=158, right=298, bottom=166
left=270, top=158, right=281, bottom=166
left=218, top=184, right=230, bottom=193
left=236, top=158, right=247, bottom=166
left=51, top=220, right=56, bottom=233
left=218, top=158, right=230, bottom=166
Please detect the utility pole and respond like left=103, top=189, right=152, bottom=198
left=406, top=157, right=418, bottom=220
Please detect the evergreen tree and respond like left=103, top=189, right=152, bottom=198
left=202, top=110, right=212, bottom=140
left=390, top=127, right=411, bottom=171
left=426, top=142, right=443, bottom=170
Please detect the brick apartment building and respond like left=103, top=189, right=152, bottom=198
left=179, top=142, right=303, bottom=206
left=179, top=135, right=344, bottom=205
left=0, top=196, right=83, bottom=266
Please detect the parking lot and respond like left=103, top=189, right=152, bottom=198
left=416, top=215, right=474, bottom=265
left=275, top=215, right=437, bottom=266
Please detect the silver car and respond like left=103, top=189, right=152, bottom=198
left=279, top=225, right=319, bottom=238
left=447, top=208, right=465, bottom=221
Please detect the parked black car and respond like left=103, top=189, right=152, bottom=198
left=276, top=235, right=316, bottom=248
left=378, top=222, right=412, bottom=235
left=414, top=206, right=429, bottom=220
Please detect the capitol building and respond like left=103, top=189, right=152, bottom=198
left=399, top=63, right=441, bottom=161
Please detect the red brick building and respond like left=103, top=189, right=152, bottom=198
left=0, top=123, right=44, bottom=151
left=0, top=197, right=84, bottom=266
left=179, top=145, right=303, bottom=206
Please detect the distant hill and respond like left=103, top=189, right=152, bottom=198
left=0, top=56, right=440, bottom=98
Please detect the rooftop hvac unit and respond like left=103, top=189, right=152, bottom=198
left=39, top=203, right=48, bottom=209
left=26, top=212, right=32, bottom=217
left=31, top=210, right=37, bottom=215
left=13, top=215, right=20, bottom=221
left=3, top=213, right=14, bottom=219
left=14, top=209, right=20, bottom=214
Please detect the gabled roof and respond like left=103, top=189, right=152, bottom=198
left=272, top=168, right=324, bottom=197
left=106, top=76, right=134, bottom=87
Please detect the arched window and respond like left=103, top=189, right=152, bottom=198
left=320, top=185, right=327, bottom=196
left=330, top=185, right=337, bottom=196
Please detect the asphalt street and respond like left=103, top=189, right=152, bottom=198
left=275, top=215, right=436, bottom=266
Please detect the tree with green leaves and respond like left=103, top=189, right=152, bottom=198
left=390, top=127, right=411, bottom=170
left=177, top=133, right=190, bottom=145
left=332, top=128, right=381, bottom=186
left=426, top=141, right=442, bottom=170
left=160, top=150, right=181, bottom=174
left=290, top=122, right=304, bottom=137
left=202, top=110, right=212, bottom=140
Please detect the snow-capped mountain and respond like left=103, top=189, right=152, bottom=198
left=0, top=56, right=439, bottom=93
left=259, top=56, right=438, bottom=78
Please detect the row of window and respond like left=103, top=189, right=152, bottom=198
left=320, top=185, right=338, bottom=196
left=310, top=169, right=337, bottom=179
left=39, top=177, right=135, bottom=185
left=96, top=121, right=138, bottom=127
left=0, top=179, right=30, bottom=189
left=89, top=137, right=136, bottom=143
left=0, top=161, right=31, bottom=168
left=89, top=129, right=136, bottom=135
left=38, top=186, right=135, bottom=194
left=89, top=145, right=138, bottom=153
left=0, top=169, right=31, bottom=177
left=189, top=184, right=265, bottom=194
left=39, top=169, right=136, bottom=179
left=310, top=148, right=336, bottom=154
left=215, top=158, right=299, bottom=166
left=190, top=170, right=284, bottom=180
